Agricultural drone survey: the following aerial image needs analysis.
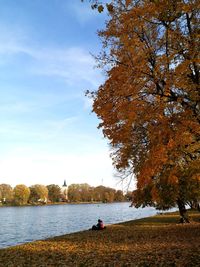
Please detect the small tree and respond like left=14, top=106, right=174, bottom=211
left=0, top=184, right=13, bottom=204
left=13, top=184, right=30, bottom=205
left=29, top=184, right=48, bottom=203
left=47, top=184, right=61, bottom=202
left=68, top=184, right=82, bottom=202
left=115, top=190, right=124, bottom=202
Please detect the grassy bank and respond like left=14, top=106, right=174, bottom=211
left=0, top=210, right=199, bottom=267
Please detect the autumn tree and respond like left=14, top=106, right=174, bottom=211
left=29, top=184, right=48, bottom=203
left=13, top=184, right=30, bottom=205
left=68, top=184, right=82, bottom=202
left=0, top=184, right=13, bottom=204
left=68, top=183, right=94, bottom=202
left=90, top=0, right=200, bottom=221
left=68, top=184, right=119, bottom=203
left=93, top=185, right=116, bottom=202
left=47, top=184, right=61, bottom=202
left=80, top=183, right=93, bottom=202
left=115, top=190, right=124, bottom=202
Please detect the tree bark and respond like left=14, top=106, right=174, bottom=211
left=177, top=199, right=190, bottom=223
left=196, top=202, right=200, bottom=212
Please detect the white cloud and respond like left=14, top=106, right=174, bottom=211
left=45, top=116, right=78, bottom=131
left=0, top=24, right=28, bottom=55
left=28, top=46, right=103, bottom=87
left=0, top=102, right=35, bottom=113
left=0, top=23, right=103, bottom=88
left=0, top=116, right=78, bottom=141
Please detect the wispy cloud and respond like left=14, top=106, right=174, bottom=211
left=44, top=116, right=78, bottom=136
left=0, top=23, right=103, bottom=116
left=0, top=23, right=103, bottom=88
left=0, top=116, right=79, bottom=142
left=0, top=86, right=82, bottom=115
left=0, top=24, right=28, bottom=55
left=29, top=46, right=103, bottom=87
left=0, top=102, right=35, bottom=113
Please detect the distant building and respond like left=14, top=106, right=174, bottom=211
left=61, top=180, right=68, bottom=201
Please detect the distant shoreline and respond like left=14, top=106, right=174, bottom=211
left=0, top=200, right=130, bottom=208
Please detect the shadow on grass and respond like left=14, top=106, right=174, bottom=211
left=121, top=210, right=200, bottom=226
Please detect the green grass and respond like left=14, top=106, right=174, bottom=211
left=0, top=210, right=199, bottom=267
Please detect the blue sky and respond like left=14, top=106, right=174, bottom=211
left=0, top=0, right=125, bottom=189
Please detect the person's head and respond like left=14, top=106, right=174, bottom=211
left=98, top=219, right=101, bottom=222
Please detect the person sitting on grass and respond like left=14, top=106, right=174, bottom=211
left=91, top=219, right=106, bottom=230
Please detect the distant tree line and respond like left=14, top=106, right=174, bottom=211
left=68, top=183, right=132, bottom=203
left=0, top=183, right=132, bottom=206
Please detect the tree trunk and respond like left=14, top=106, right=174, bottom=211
left=177, top=199, right=190, bottom=223
left=196, top=203, right=200, bottom=212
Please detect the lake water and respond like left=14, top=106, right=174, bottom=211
left=0, top=202, right=173, bottom=249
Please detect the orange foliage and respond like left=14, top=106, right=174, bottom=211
left=91, top=0, right=200, bottom=212
left=0, top=211, right=200, bottom=266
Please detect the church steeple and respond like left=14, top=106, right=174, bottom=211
left=63, top=180, right=67, bottom=187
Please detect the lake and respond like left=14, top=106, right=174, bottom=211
left=0, top=202, right=174, bottom=249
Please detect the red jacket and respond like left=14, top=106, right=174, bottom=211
left=99, top=221, right=104, bottom=229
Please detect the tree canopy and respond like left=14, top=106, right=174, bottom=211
left=13, top=184, right=30, bottom=205
left=47, top=184, right=62, bottom=202
left=0, top=184, right=13, bottom=203
left=29, top=184, right=48, bottom=203
left=90, top=0, right=200, bottom=220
